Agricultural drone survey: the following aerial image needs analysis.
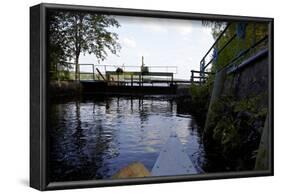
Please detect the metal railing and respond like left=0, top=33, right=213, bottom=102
left=191, top=22, right=268, bottom=84
left=51, top=63, right=178, bottom=84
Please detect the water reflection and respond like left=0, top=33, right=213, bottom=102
left=48, top=96, right=205, bottom=182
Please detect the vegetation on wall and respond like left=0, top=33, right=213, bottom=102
left=188, top=77, right=214, bottom=126
left=204, top=22, right=268, bottom=72
left=204, top=94, right=267, bottom=171
left=187, top=22, right=269, bottom=171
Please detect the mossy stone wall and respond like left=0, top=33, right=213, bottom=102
left=203, top=51, right=269, bottom=171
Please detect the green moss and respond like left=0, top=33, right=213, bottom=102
left=204, top=94, right=267, bottom=170
left=188, top=83, right=210, bottom=116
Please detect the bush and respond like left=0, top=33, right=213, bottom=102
left=188, top=79, right=214, bottom=123
left=205, top=94, right=267, bottom=170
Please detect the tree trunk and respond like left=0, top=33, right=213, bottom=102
left=75, top=55, right=79, bottom=81
left=74, top=15, right=80, bottom=81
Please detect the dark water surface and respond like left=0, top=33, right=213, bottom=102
left=48, top=96, right=205, bottom=182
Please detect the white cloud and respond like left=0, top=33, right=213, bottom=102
left=187, top=56, right=193, bottom=61
left=122, top=37, right=137, bottom=48
left=143, top=20, right=192, bottom=34
left=143, top=22, right=167, bottom=32
left=183, top=36, right=191, bottom=41
left=177, top=26, right=192, bottom=35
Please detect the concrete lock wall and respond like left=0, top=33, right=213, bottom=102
left=204, top=49, right=269, bottom=170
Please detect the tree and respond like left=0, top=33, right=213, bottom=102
left=202, top=20, right=227, bottom=39
left=48, top=11, right=72, bottom=80
left=48, top=10, right=121, bottom=80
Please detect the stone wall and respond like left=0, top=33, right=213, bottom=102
left=203, top=49, right=269, bottom=171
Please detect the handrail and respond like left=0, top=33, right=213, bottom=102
left=218, top=35, right=268, bottom=73
left=200, top=23, right=230, bottom=62
left=58, top=63, right=178, bottom=74
left=203, top=34, right=237, bottom=71
left=192, top=22, right=268, bottom=84
left=52, top=63, right=179, bottom=83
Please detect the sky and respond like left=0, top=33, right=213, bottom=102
left=79, top=15, right=214, bottom=80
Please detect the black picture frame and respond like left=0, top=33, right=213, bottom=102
left=30, top=3, right=274, bottom=191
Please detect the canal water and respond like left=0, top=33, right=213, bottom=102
left=48, top=96, right=206, bottom=182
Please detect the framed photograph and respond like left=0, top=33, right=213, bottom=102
left=30, top=3, right=274, bottom=191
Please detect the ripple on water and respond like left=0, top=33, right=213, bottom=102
left=48, top=97, right=205, bottom=181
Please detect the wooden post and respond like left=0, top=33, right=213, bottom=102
left=171, top=74, right=173, bottom=86
left=191, top=70, right=194, bottom=84
left=131, top=74, right=133, bottom=86
left=139, top=74, right=141, bottom=86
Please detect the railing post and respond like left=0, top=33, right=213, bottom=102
left=191, top=70, right=194, bottom=84
left=200, top=58, right=205, bottom=84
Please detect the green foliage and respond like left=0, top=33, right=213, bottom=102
left=48, top=11, right=73, bottom=80
left=210, top=96, right=240, bottom=153
left=213, top=116, right=241, bottom=153
left=48, top=10, right=121, bottom=80
left=213, top=22, right=268, bottom=71
left=189, top=79, right=213, bottom=123
left=203, top=21, right=268, bottom=72
left=202, top=20, right=227, bottom=38
left=201, top=21, right=269, bottom=171
left=206, top=94, right=267, bottom=170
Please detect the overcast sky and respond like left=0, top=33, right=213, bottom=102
left=79, top=15, right=214, bottom=79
